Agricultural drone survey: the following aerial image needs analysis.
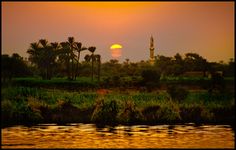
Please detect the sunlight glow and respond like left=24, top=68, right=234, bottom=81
left=110, top=44, right=122, bottom=49
left=110, top=44, right=122, bottom=58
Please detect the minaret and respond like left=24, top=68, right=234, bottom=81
left=150, top=36, right=155, bottom=65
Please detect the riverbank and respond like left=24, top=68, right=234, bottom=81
left=1, top=86, right=234, bottom=128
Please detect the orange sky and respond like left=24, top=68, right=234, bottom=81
left=2, top=2, right=234, bottom=63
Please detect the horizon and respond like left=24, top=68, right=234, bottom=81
left=2, top=2, right=234, bottom=63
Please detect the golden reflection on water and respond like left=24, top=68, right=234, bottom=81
left=1, top=124, right=234, bottom=148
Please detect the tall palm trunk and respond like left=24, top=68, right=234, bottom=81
left=71, top=57, right=74, bottom=80
left=91, top=53, right=94, bottom=81
left=75, top=51, right=81, bottom=80
left=96, top=55, right=101, bottom=82
left=97, top=59, right=101, bottom=82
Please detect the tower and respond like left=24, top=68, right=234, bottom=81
left=150, top=36, right=155, bottom=65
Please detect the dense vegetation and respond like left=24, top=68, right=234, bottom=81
left=1, top=86, right=234, bottom=127
left=1, top=36, right=235, bottom=127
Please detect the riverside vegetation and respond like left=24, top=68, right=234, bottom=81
left=1, top=37, right=235, bottom=127
left=1, top=77, right=234, bottom=127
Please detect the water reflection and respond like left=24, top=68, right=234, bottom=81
left=2, top=123, right=234, bottom=148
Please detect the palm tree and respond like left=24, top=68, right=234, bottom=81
left=59, top=42, right=72, bottom=80
left=27, top=39, right=56, bottom=80
left=38, top=39, right=56, bottom=80
left=67, top=37, right=77, bottom=80
left=27, top=42, right=40, bottom=67
left=50, top=42, right=61, bottom=77
left=95, top=54, right=101, bottom=82
left=75, top=42, right=87, bottom=79
left=88, top=46, right=96, bottom=81
left=84, top=54, right=91, bottom=62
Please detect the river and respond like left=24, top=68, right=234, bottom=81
left=1, top=123, right=234, bottom=148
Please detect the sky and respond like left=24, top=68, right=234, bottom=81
left=2, top=2, right=234, bottom=63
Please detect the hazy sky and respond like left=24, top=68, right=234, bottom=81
left=2, top=2, right=234, bottom=63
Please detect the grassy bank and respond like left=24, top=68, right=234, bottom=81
left=1, top=86, right=234, bottom=127
left=5, top=77, right=235, bottom=92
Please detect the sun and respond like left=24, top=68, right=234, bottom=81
left=110, top=44, right=122, bottom=58
left=110, top=44, right=122, bottom=49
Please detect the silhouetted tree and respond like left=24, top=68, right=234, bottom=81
left=155, top=55, right=173, bottom=77
left=1, top=53, right=32, bottom=82
left=88, top=46, right=96, bottom=81
left=27, top=39, right=56, bottom=79
left=172, top=53, right=185, bottom=76
left=95, top=54, right=101, bottom=82
left=67, top=37, right=78, bottom=80
left=184, top=53, right=209, bottom=76
left=74, top=42, right=87, bottom=79
left=141, top=69, right=161, bottom=91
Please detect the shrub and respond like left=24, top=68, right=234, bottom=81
left=167, top=85, right=189, bottom=102
left=179, top=104, right=213, bottom=123
left=91, top=99, right=119, bottom=125
left=1, top=100, right=14, bottom=124
left=141, top=69, right=161, bottom=90
left=142, top=103, right=181, bottom=124
left=119, top=100, right=143, bottom=124
left=208, top=73, right=225, bottom=94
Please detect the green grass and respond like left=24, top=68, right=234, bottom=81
left=8, top=76, right=234, bottom=92
left=1, top=86, right=234, bottom=127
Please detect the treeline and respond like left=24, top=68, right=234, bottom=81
left=26, top=37, right=100, bottom=81
left=1, top=37, right=235, bottom=83
left=2, top=53, right=32, bottom=82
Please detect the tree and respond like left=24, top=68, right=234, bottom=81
left=88, top=46, right=96, bottom=81
left=84, top=48, right=101, bottom=82
left=172, top=53, right=185, bottom=76
left=1, top=53, right=32, bottom=82
left=95, top=54, right=101, bottom=82
left=154, top=55, right=173, bottom=77
left=74, top=42, right=87, bottom=79
left=58, top=37, right=79, bottom=80
left=67, top=37, right=77, bottom=80
left=141, top=69, right=161, bottom=91
left=57, top=37, right=87, bottom=80
left=27, top=39, right=57, bottom=80
left=184, top=53, right=209, bottom=76
left=50, top=42, right=61, bottom=77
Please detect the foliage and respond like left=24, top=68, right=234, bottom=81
left=119, top=100, right=143, bottom=124
left=91, top=99, right=119, bottom=125
left=1, top=86, right=234, bottom=126
left=141, top=69, right=161, bottom=91
left=208, top=72, right=225, bottom=93
left=167, top=85, right=189, bottom=102
left=1, top=54, right=32, bottom=82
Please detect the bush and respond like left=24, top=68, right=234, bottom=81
left=167, top=85, right=189, bottom=102
left=142, top=103, right=181, bottom=123
left=141, top=69, right=160, bottom=83
left=180, top=104, right=214, bottom=123
left=119, top=100, right=143, bottom=124
left=1, top=100, right=14, bottom=124
left=91, top=99, right=119, bottom=125
left=141, top=69, right=160, bottom=91
left=208, top=73, right=225, bottom=93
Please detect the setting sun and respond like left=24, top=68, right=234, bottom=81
left=110, top=44, right=122, bottom=58
left=110, top=44, right=122, bottom=49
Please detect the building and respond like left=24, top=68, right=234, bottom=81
left=150, top=36, right=155, bottom=65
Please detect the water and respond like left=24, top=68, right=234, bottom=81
left=1, top=123, right=234, bottom=148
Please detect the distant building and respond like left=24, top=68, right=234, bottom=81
left=149, top=36, right=155, bottom=65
